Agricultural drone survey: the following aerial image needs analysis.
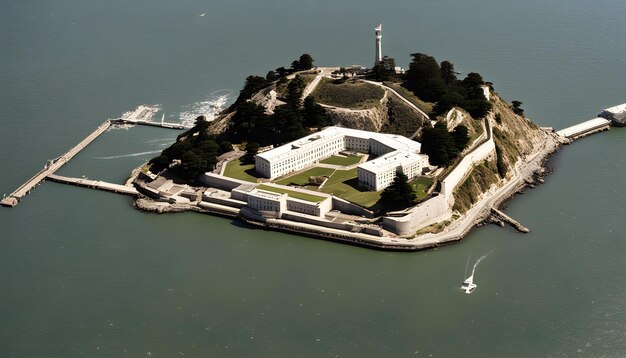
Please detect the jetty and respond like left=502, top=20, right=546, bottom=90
left=46, top=174, right=139, bottom=196
left=114, top=105, right=188, bottom=130
left=1, top=119, right=113, bottom=207
left=1, top=106, right=185, bottom=208
left=556, top=117, right=611, bottom=140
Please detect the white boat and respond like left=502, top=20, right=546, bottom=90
left=461, top=275, right=477, bottom=294
left=461, top=255, right=477, bottom=294
left=199, top=13, right=206, bottom=17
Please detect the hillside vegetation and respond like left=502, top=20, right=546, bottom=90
left=312, top=78, right=385, bottom=109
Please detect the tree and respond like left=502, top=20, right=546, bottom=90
left=180, top=150, right=210, bottom=180
left=380, top=171, right=417, bottom=211
left=275, top=67, right=290, bottom=77
left=242, top=142, right=259, bottom=164
left=232, top=75, right=268, bottom=107
left=266, top=71, right=278, bottom=82
left=512, top=100, right=524, bottom=116
left=291, top=54, right=314, bottom=71
left=372, top=56, right=396, bottom=81
left=404, top=53, right=446, bottom=102
left=285, top=76, right=306, bottom=108
left=303, top=97, right=330, bottom=127
left=218, top=141, right=232, bottom=155
left=440, top=60, right=457, bottom=86
left=420, top=122, right=460, bottom=166
left=451, top=124, right=470, bottom=152
left=298, top=54, right=314, bottom=70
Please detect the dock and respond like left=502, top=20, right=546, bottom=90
left=46, top=174, right=139, bottom=196
left=1, top=119, right=113, bottom=207
left=556, top=117, right=611, bottom=140
left=114, top=105, right=189, bottom=130
left=1, top=105, right=185, bottom=208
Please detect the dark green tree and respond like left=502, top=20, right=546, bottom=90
left=420, top=122, right=460, bottom=166
left=380, top=171, right=417, bottom=211
left=440, top=60, right=457, bottom=86
left=303, top=97, right=331, bottom=128
left=512, top=100, right=524, bottom=116
left=298, top=54, right=314, bottom=70
left=218, top=141, right=232, bottom=155
left=232, top=75, right=268, bottom=108
left=275, top=67, right=290, bottom=77
left=180, top=150, right=210, bottom=179
left=285, top=76, right=306, bottom=108
left=242, top=142, right=260, bottom=164
left=266, top=71, right=278, bottom=82
left=404, top=53, right=446, bottom=102
left=451, top=124, right=470, bottom=152
left=372, top=56, right=396, bottom=81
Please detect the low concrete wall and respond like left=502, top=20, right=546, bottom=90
left=383, top=117, right=496, bottom=235
left=200, top=172, right=251, bottom=191
left=281, top=212, right=349, bottom=230
left=331, top=197, right=374, bottom=218
left=203, top=195, right=247, bottom=209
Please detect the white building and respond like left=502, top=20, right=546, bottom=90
left=358, top=151, right=429, bottom=191
left=255, top=126, right=428, bottom=191
left=247, top=189, right=287, bottom=213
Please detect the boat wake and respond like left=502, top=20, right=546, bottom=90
left=471, top=250, right=493, bottom=275
left=93, top=150, right=162, bottom=160
left=178, top=89, right=232, bottom=128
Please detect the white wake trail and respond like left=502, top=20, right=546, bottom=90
left=93, top=150, right=162, bottom=160
left=471, top=250, right=494, bottom=277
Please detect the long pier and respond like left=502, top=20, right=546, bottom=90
left=1, top=119, right=113, bottom=207
left=556, top=117, right=611, bottom=140
left=46, top=174, right=139, bottom=196
left=113, top=118, right=187, bottom=130
left=1, top=105, right=186, bottom=208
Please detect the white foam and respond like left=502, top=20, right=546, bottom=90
left=178, top=89, right=232, bottom=128
left=93, top=150, right=162, bottom=160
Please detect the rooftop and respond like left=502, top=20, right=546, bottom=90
left=359, top=151, right=426, bottom=174
left=603, top=103, right=626, bottom=114
left=256, top=126, right=421, bottom=162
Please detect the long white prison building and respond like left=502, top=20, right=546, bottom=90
left=255, top=127, right=429, bottom=191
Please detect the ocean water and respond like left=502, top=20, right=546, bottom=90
left=1, top=0, right=625, bottom=356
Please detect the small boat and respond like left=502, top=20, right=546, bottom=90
left=460, top=255, right=477, bottom=294
left=199, top=13, right=206, bottom=17
left=461, top=275, right=477, bottom=294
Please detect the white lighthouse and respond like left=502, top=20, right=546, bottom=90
left=375, top=23, right=382, bottom=66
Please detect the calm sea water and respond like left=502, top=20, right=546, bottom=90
left=1, top=0, right=625, bottom=356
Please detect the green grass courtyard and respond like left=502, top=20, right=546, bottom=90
left=319, top=154, right=363, bottom=166
left=223, top=159, right=260, bottom=183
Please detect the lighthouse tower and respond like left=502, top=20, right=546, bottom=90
left=374, top=24, right=382, bottom=66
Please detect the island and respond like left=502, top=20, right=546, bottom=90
left=128, top=26, right=570, bottom=251
left=2, top=24, right=620, bottom=251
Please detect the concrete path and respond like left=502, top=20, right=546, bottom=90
left=360, top=80, right=431, bottom=120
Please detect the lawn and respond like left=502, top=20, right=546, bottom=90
left=276, top=167, right=335, bottom=186
left=257, top=184, right=326, bottom=203
left=411, top=176, right=434, bottom=200
left=223, top=159, right=260, bottom=183
left=319, top=155, right=363, bottom=166
left=319, top=168, right=382, bottom=208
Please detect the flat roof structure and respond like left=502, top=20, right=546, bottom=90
left=359, top=151, right=426, bottom=175
left=603, top=103, right=626, bottom=114
left=255, top=126, right=421, bottom=163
